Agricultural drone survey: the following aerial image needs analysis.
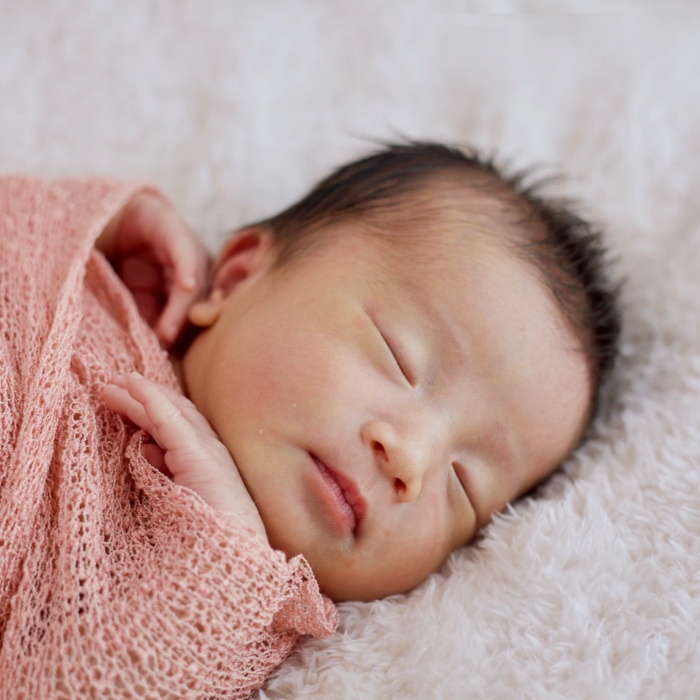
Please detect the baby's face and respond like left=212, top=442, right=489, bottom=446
left=183, top=218, right=591, bottom=601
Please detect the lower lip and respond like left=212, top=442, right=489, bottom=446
left=308, top=454, right=357, bottom=537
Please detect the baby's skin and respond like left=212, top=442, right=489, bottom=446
left=99, top=186, right=592, bottom=601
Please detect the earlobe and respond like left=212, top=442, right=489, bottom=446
left=189, top=288, right=225, bottom=328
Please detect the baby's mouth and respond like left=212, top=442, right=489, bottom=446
left=310, top=453, right=366, bottom=536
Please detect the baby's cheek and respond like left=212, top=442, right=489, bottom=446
left=394, top=496, right=446, bottom=563
left=412, top=495, right=454, bottom=569
left=427, top=494, right=444, bottom=559
left=292, top=350, right=363, bottom=415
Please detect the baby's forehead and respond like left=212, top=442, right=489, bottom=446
left=313, top=218, right=540, bottom=336
left=356, top=199, right=526, bottom=278
left=358, top=177, right=533, bottom=251
left=281, top=177, right=543, bottom=300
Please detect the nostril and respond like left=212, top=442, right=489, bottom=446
left=394, top=478, right=406, bottom=496
left=372, top=440, right=387, bottom=462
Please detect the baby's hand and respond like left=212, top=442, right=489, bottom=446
left=102, top=372, right=267, bottom=540
left=97, top=191, right=211, bottom=348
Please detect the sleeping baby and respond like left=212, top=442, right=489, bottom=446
left=0, top=142, right=620, bottom=697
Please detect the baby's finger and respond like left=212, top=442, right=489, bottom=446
left=155, top=284, right=199, bottom=346
left=140, top=442, right=170, bottom=476
left=154, top=217, right=208, bottom=294
left=132, top=375, right=219, bottom=436
left=154, top=235, right=209, bottom=346
left=131, top=372, right=219, bottom=441
left=123, top=372, right=200, bottom=452
left=109, top=373, right=127, bottom=386
left=102, top=382, right=151, bottom=429
left=119, top=256, right=164, bottom=295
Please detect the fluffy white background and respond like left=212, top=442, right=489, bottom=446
left=2, top=2, right=699, bottom=698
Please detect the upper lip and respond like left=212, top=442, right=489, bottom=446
left=310, top=453, right=367, bottom=536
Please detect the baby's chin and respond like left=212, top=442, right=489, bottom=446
left=299, top=547, right=448, bottom=603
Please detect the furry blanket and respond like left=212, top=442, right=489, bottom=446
left=1, top=2, right=698, bottom=697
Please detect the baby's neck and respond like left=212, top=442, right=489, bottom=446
left=167, top=323, right=201, bottom=395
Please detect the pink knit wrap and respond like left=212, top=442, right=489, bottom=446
left=0, top=177, right=337, bottom=699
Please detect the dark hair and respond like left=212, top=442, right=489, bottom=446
left=255, top=141, right=621, bottom=416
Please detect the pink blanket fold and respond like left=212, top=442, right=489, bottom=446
left=0, top=176, right=337, bottom=699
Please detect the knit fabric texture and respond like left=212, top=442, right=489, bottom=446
left=0, top=176, right=337, bottom=699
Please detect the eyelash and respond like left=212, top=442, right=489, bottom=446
left=381, top=331, right=412, bottom=385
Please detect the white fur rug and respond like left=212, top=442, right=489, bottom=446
left=3, top=2, right=699, bottom=697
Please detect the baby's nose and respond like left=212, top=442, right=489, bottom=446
left=361, top=419, right=433, bottom=502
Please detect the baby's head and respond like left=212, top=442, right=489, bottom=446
left=182, top=142, right=620, bottom=601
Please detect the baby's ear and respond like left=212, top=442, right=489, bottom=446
left=188, top=226, right=277, bottom=328
left=211, top=226, right=278, bottom=295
